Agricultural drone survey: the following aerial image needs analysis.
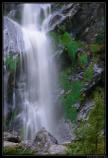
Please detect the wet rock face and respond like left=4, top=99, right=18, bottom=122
left=50, top=3, right=104, bottom=43
left=3, top=3, right=22, bottom=23
left=48, top=3, right=80, bottom=32
left=71, top=3, right=105, bottom=43
left=3, top=16, right=25, bottom=55
left=77, top=100, right=95, bottom=121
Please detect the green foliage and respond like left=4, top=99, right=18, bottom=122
left=59, top=67, right=72, bottom=90
left=79, top=53, right=88, bottom=66
left=5, top=54, right=19, bottom=72
left=3, top=146, right=35, bottom=155
left=83, top=64, right=94, bottom=82
left=89, top=43, right=101, bottom=54
left=49, top=31, right=84, bottom=62
left=59, top=66, right=85, bottom=122
left=89, top=87, right=104, bottom=131
left=66, top=87, right=105, bottom=154
left=60, top=80, right=83, bottom=122
left=60, top=32, right=79, bottom=61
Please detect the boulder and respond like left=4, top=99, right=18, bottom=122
left=33, top=128, right=58, bottom=152
left=4, top=132, right=21, bottom=143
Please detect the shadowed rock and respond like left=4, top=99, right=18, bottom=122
left=4, top=132, right=21, bottom=143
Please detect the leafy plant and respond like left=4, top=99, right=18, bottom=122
left=49, top=31, right=84, bottom=62
left=79, top=53, right=88, bottom=66
left=5, top=54, right=19, bottom=72
left=60, top=32, right=79, bottom=61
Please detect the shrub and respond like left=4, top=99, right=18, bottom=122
left=66, top=87, right=104, bottom=155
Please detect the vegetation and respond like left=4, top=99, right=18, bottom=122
left=3, top=3, right=105, bottom=156
left=79, top=53, right=88, bottom=67
left=5, top=54, right=20, bottom=72
left=83, top=63, right=94, bottom=82
left=49, top=31, right=85, bottom=62
left=66, top=88, right=104, bottom=155
left=59, top=67, right=84, bottom=122
left=3, top=146, right=35, bottom=155
left=89, top=43, right=102, bottom=54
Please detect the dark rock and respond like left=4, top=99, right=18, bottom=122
left=48, top=3, right=80, bottom=32
left=4, top=132, right=21, bottom=143
left=77, top=100, right=94, bottom=120
left=50, top=3, right=104, bottom=43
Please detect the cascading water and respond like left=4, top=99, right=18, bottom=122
left=4, top=3, right=73, bottom=143
left=17, top=4, right=61, bottom=142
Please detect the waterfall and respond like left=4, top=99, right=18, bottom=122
left=4, top=3, right=73, bottom=143
left=16, top=3, right=60, bottom=141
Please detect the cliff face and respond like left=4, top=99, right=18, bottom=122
left=50, top=3, right=105, bottom=43
left=3, top=2, right=105, bottom=53
left=3, top=3, right=105, bottom=155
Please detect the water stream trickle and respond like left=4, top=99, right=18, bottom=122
left=19, top=4, right=60, bottom=141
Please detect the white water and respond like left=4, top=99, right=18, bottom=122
left=17, top=3, right=61, bottom=141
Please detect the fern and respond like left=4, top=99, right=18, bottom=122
left=79, top=53, right=88, bottom=66
left=49, top=31, right=85, bottom=62
left=60, top=32, right=79, bottom=61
